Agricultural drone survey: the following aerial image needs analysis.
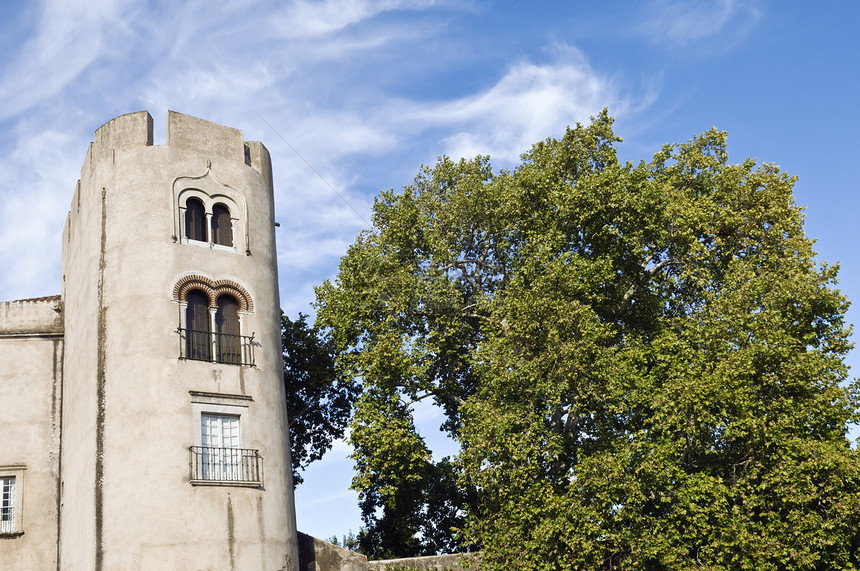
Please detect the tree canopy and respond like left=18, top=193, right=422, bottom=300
left=314, top=111, right=860, bottom=568
left=282, top=311, right=357, bottom=486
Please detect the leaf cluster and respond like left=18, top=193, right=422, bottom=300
left=283, top=311, right=359, bottom=486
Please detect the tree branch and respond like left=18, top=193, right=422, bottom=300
left=620, top=255, right=681, bottom=304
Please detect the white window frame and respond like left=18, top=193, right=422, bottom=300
left=201, top=413, right=241, bottom=481
left=189, top=392, right=259, bottom=487
left=0, top=466, right=25, bottom=536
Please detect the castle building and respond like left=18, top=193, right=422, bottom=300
left=0, top=112, right=300, bottom=570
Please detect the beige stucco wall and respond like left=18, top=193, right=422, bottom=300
left=60, top=111, right=298, bottom=570
left=0, top=297, right=63, bottom=334
left=0, top=299, right=63, bottom=570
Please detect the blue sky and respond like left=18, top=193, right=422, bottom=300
left=1, top=0, right=858, bottom=542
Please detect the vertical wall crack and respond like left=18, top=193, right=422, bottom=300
left=54, top=338, right=65, bottom=571
left=227, top=493, right=236, bottom=571
left=95, top=186, right=108, bottom=571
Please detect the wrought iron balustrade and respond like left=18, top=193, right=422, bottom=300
left=189, top=446, right=263, bottom=485
left=178, top=328, right=255, bottom=366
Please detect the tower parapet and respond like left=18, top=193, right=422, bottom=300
left=0, top=297, right=62, bottom=335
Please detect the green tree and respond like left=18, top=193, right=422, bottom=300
left=316, top=111, right=860, bottom=567
left=316, top=152, right=500, bottom=556
left=282, top=311, right=358, bottom=486
left=327, top=530, right=361, bottom=552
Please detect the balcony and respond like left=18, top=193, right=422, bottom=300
left=189, top=446, right=263, bottom=486
left=178, top=328, right=255, bottom=366
left=0, top=509, right=14, bottom=534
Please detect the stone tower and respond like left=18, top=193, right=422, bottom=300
left=58, top=111, right=298, bottom=569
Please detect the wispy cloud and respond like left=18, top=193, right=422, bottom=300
left=637, top=0, right=761, bottom=47
left=278, top=0, right=439, bottom=39
left=0, top=0, right=138, bottom=121
left=296, top=488, right=357, bottom=508
left=0, top=123, right=82, bottom=298
left=408, top=45, right=630, bottom=164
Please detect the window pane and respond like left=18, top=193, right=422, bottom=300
left=1, top=477, right=14, bottom=533
left=212, top=203, right=233, bottom=246
left=186, top=290, right=211, bottom=361
left=215, top=295, right=240, bottom=364
left=201, top=414, right=239, bottom=448
left=201, top=414, right=240, bottom=481
left=184, top=198, right=207, bottom=242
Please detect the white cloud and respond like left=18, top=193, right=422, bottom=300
left=281, top=231, right=362, bottom=268
left=0, top=125, right=81, bottom=299
left=0, top=0, right=138, bottom=120
left=387, top=45, right=631, bottom=164
left=278, top=0, right=438, bottom=39
left=266, top=109, right=400, bottom=163
left=637, top=0, right=761, bottom=47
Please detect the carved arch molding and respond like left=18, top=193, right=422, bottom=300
left=173, top=275, right=254, bottom=312
left=172, top=164, right=251, bottom=254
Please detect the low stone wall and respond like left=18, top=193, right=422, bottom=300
left=367, top=553, right=479, bottom=570
left=297, top=531, right=479, bottom=571
left=0, top=297, right=63, bottom=335
left=298, top=532, right=369, bottom=571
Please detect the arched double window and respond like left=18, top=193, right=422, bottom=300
left=182, top=199, right=234, bottom=247
left=176, top=276, right=254, bottom=366
left=174, top=169, right=248, bottom=253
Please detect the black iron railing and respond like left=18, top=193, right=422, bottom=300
left=178, top=328, right=255, bottom=366
left=189, top=446, right=263, bottom=485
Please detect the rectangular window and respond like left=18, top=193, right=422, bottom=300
left=189, top=394, right=262, bottom=486
left=1, top=476, right=15, bottom=534
left=201, top=413, right=240, bottom=481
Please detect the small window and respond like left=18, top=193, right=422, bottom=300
left=1, top=476, right=15, bottom=534
left=212, top=203, right=232, bottom=247
left=185, top=198, right=207, bottom=242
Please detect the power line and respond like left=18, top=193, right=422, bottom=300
left=253, top=109, right=370, bottom=227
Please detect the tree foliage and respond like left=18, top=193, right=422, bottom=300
left=327, top=530, right=361, bottom=552
left=316, top=152, right=497, bottom=557
left=315, top=111, right=860, bottom=567
left=282, top=311, right=358, bottom=486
